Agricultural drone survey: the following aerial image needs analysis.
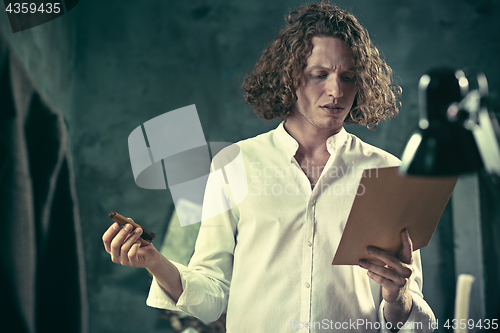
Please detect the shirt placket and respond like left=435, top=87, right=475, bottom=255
left=299, top=147, right=336, bottom=331
left=300, top=188, right=316, bottom=331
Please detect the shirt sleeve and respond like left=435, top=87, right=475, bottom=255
left=378, top=249, right=436, bottom=332
left=146, top=148, right=241, bottom=323
left=146, top=260, right=229, bottom=323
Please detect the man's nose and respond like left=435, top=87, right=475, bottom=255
left=326, top=75, right=343, bottom=98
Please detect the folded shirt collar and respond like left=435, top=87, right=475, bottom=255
left=274, top=121, right=349, bottom=160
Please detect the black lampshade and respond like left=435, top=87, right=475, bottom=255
left=400, top=69, right=483, bottom=176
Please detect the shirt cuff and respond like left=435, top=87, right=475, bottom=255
left=379, top=292, right=436, bottom=332
left=146, top=261, right=205, bottom=311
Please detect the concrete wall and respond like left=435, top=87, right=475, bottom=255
left=1, top=1, right=499, bottom=332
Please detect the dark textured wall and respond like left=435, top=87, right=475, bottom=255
left=1, top=1, right=499, bottom=332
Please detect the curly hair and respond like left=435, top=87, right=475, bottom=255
left=242, top=2, right=401, bottom=129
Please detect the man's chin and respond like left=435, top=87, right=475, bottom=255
left=314, top=118, right=344, bottom=131
left=287, top=113, right=345, bottom=133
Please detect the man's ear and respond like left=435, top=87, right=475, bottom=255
left=293, top=76, right=301, bottom=89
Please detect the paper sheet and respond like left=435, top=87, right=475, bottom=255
left=332, top=166, right=458, bottom=265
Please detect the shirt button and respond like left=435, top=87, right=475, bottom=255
left=307, top=241, right=312, bottom=247
left=305, top=282, right=310, bottom=288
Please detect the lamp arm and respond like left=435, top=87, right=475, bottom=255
left=473, top=106, right=500, bottom=177
left=450, top=71, right=500, bottom=178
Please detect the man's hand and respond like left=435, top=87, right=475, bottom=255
left=358, top=229, right=414, bottom=328
left=102, top=218, right=161, bottom=269
left=102, top=218, right=184, bottom=301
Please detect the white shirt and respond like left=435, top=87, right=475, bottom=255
left=146, top=122, right=436, bottom=332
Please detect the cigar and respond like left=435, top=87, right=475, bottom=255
left=108, top=211, right=156, bottom=242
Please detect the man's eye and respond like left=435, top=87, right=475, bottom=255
left=343, top=76, right=356, bottom=82
left=314, top=74, right=327, bottom=78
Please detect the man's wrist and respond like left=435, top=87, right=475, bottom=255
left=383, top=295, right=413, bottom=331
left=145, top=250, right=165, bottom=274
left=147, top=255, right=184, bottom=302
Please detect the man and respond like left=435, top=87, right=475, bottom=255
left=103, top=3, right=435, bottom=332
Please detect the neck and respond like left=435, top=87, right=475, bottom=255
left=284, top=118, right=342, bottom=157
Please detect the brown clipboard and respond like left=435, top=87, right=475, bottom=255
left=332, top=166, right=458, bottom=265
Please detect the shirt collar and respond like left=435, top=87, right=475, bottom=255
left=326, top=126, right=348, bottom=154
left=274, top=121, right=349, bottom=159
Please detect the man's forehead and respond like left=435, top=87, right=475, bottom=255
left=304, top=36, right=356, bottom=69
left=305, top=37, right=356, bottom=71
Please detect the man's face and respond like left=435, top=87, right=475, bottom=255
left=291, top=36, right=357, bottom=134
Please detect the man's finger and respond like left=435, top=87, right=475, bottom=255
left=366, top=270, right=395, bottom=292
left=120, top=228, right=143, bottom=264
left=102, top=222, right=120, bottom=253
left=128, top=242, right=143, bottom=265
left=110, top=223, right=133, bottom=259
left=366, top=246, right=412, bottom=278
left=359, top=260, right=400, bottom=284
left=400, top=229, right=413, bottom=265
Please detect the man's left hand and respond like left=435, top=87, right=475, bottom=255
left=358, top=229, right=414, bottom=326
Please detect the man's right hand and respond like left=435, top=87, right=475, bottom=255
left=102, top=218, right=160, bottom=269
left=102, top=218, right=184, bottom=301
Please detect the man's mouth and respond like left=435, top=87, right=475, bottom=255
left=321, top=104, right=344, bottom=113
